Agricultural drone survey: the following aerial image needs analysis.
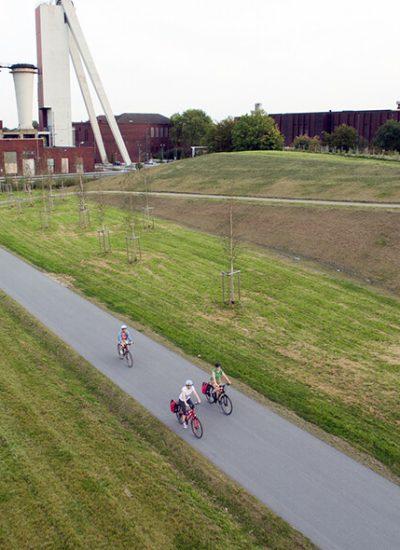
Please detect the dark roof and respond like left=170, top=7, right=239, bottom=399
left=10, top=63, right=37, bottom=70
left=97, top=113, right=170, bottom=124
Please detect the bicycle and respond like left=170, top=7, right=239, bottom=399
left=204, top=383, right=233, bottom=415
left=175, top=403, right=203, bottom=439
left=117, top=341, right=133, bottom=368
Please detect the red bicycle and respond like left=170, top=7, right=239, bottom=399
left=170, top=401, right=203, bottom=439
left=117, top=341, right=133, bottom=367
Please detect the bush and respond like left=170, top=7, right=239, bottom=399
left=293, top=134, right=321, bottom=152
left=374, top=120, right=400, bottom=152
left=331, top=124, right=358, bottom=152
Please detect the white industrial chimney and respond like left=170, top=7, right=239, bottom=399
left=11, top=64, right=37, bottom=129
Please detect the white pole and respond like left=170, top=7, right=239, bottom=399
left=60, top=0, right=132, bottom=165
left=68, top=31, right=108, bottom=165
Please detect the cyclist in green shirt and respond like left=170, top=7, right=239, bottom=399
left=209, top=362, right=231, bottom=401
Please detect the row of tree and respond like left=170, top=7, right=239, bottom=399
left=169, top=108, right=283, bottom=157
left=169, top=109, right=400, bottom=156
left=294, top=120, right=400, bottom=153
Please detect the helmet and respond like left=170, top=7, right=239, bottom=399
left=185, top=379, right=193, bottom=386
left=121, top=324, right=127, bottom=330
left=215, top=362, right=221, bottom=368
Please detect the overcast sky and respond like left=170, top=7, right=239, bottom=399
left=2, top=0, right=400, bottom=128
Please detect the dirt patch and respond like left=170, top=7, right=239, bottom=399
left=47, top=273, right=75, bottom=288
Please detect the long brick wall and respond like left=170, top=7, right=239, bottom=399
left=270, top=109, right=400, bottom=146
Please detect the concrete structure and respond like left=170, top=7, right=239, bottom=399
left=35, top=0, right=131, bottom=164
left=11, top=64, right=37, bottom=130
left=69, top=33, right=108, bottom=164
left=36, top=3, right=72, bottom=146
left=271, top=108, right=400, bottom=146
left=74, top=114, right=171, bottom=163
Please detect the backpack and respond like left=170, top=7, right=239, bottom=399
left=170, top=399, right=178, bottom=413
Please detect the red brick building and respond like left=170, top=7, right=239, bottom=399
left=0, top=134, right=94, bottom=177
left=270, top=109, right=400, bottom=146
left=73, top=113, right=171, bottom=163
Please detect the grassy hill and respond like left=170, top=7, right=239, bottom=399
left=83, top=151, right=400, bottom=294
left=0, top=292, right=313, bottom=549
left=89, top=151, right=400, bottom=202
left=0, top=198, right=399, bottom=480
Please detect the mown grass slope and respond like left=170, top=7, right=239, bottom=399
left=88, top=151, right=400, bottom=201
left=0, top=198, right=399, bottom=479
left=0, top=292, right=313, bottom=549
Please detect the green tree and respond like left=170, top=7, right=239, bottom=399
left=293, top=134, right=312, bottom=150
left=208, top=117, right=237, bottom=152
left=331, top=124, right=358, bottom=151
left=231, top=110, right=284, bottom=151
left=293, top=134, right=321, bottom=152
left=170, top=109, right=214, bottom=157
left=321, top=131, right=332, bottom=148
left=374, top=120, right=400, bottom=152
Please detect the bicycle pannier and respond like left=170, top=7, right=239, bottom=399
left=170, top=399, right=178, bottom=413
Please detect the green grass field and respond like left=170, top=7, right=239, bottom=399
left=0, top=198, right=399, bottom=478
left=88, top=151, right=400, bottom=202
left=0, top=292, right=313, bottom=549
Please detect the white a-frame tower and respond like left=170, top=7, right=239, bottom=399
left=36, top=0, right=131, bottom=165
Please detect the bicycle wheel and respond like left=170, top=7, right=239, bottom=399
left=205, top=385, right=214, bottom=404
left=125, top=350, right=133, bottom=368
left=191, top=417, right=203, bottom=439
left=176, top=410, right=184, bottom=424
left=117, top=344, right=123, bottom=359
left=219, top=394, right=233, bottom=415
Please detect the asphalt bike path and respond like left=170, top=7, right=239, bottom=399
left=3, top=190, right=400, bottom=210
left=1, top=246, right=399, bottom=550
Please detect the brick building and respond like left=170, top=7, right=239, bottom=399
left=73, top=113, right=171, bottom=164
left=0, top=129, right=94, bottom=177
left=270, top=109, right=400, bottom=146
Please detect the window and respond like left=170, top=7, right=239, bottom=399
left=165, top=127, right=168, bottom=137
left=61, top=158, right=69, bottom=174
left=160, top=127, right=164, bottom=138
left=22, top=158, right=35, bottom=176
left=47, top=158, right=55, bottom=174
left=4, top=152, right=17, bottom=175
left=156, top=127, right=159, bottom=138
left=151, top=127, right=154, bottom=138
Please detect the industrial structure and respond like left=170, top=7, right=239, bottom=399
left=1, top=0, right=171, bottom=177
left=271, top=107, right=400, bottom=146
left=0, top=57, right=94, bottom=177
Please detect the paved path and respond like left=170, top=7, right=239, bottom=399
left=90, top=190, right=400, bottom=209
left=2, top=189, right=400, bottom=210
left=0, top=246, right=399, bottom=550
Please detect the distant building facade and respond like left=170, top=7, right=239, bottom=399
left=73, top=113, right=171, bottom=163
left=270, top=109, right=400, bottom=146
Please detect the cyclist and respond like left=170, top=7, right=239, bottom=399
left=118, top=324, right=133, bottom=356
left=178, top=380, right=201, bottom=429
left=209, top=362, right=231, bottom=401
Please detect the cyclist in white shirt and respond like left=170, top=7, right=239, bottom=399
left=178, top=380, right=201, bottom=429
